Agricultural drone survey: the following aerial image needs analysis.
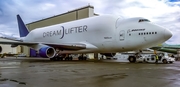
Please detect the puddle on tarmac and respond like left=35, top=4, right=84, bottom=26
left=164, top=67, right=180, bottom=71
left=0, top=66, right=20, bottom=69
left=0, top=61, right=21, bottom=66
left=0, top=78, right=26, bottom=85
left=0, top=61, right=21, bottom=69
left=0, top=78, right=8, bottom=81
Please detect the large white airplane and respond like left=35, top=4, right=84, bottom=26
left=0, top=14, right=172, bottom=61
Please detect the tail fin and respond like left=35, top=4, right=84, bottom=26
left=17, top=14, right=29, bottom=37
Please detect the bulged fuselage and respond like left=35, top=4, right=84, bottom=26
left=23, top=15, right=172, bottom=54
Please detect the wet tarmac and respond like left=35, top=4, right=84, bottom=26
left=0, top=57, right=180, bottom=87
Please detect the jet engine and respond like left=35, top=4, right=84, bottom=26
left=100, top=53, right=116, bottom=57
left=39, top=46, right=56, bottom=58
left=0, top=46, right=2, bottom=53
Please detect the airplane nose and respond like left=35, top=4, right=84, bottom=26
left=164, top=29, right=172, bottom=40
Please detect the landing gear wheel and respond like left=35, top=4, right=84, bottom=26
left=129, top=56, right=136, bottom=63
left=56, top=57, right=60, bottom=61
left=69, top=57, right=73, bottom=60
left=83, top=57, right=87, bottom=60
left=64, top=57, right=72, bottom=61
left=78, top=57, right=86, bottom=60
left=78, top=57, right=82, bottom=60
left=65, top=58, right=68, bottom=61
left=162, top=59, right=167, bottom=64
left=60, top=57, right=63, bottom=61
left=143, top=59, right=146, bottom=63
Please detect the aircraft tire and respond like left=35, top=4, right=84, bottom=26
left=162, top=59, right=167, bottom=64
left=128, top=56, right=136, bottom=63
left=83, top=57, right=87, bottom=60
left=65, top=57, right=71, bottom=61
left=57, top=57, right=63, bottom=61
left=143, top=59, right=146, bottom=63
left=56, top=57, right=60, bottom=61
left=65, top=58, right=68, bottom=61
left=68, top=57, right=70, bottom=60
left=54, top=57, right=58, bottom=61
left=78, top=57, right=82, bottom=60
left=70, top=57, right=73, bottom=60
left=50, top=57, right=57, bottom=61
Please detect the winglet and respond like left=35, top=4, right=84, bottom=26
left=17, top=14, right=29, bottom=37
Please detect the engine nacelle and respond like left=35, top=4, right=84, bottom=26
left=0, top=46, right=2, bottom=53
left=100, top=53, right=116, bottom=57
left=39, top=46, right=56, bottom=58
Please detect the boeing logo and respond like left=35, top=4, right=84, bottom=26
left=43, top=25, right=88, bottom=39
left=127, top=28, right=145, bottom=33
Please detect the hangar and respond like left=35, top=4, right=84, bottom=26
left=0, top=38, right=21, bottom=54
left=23, top=5, right=98, bottom=57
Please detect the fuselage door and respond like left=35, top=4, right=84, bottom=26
left=119, top=30, right=125, bottom=41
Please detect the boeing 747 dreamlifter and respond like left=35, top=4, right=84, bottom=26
left=0, top=14, right=172, bottom=61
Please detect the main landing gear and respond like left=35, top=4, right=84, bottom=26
left=50, top=56, right=63, bottom=61
left=50, top=54, right=88, bottom=61
left=50, top=54, right=73, bottom=61
left=78, top=54, right=87, bottom=60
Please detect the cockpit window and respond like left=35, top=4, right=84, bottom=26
left=139, top=19, right=150, bottom=22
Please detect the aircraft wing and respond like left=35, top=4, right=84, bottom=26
left=0, top=37, right=22, bottom=41
left=44, top=42, right=97, bottom=50
left=0, top=33, right=21, bottom=41
left=0, top=41, right=37, bottom=45
left=44, top=43, right=86, bottom=50
left=0, top=41, right=97, bottom=50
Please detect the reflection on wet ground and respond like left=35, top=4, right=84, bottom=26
left=0, top=57, right=180, bottom=87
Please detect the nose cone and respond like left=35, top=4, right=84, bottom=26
left=164, top=29, right=172, bottom=40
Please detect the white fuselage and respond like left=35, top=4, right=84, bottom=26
left=24, top=15, right=172, bottom=53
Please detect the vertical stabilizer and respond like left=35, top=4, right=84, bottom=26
left=17, top=15, right=29, bottom=37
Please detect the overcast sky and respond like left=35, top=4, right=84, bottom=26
left=0, top=0, right=180, bottom=44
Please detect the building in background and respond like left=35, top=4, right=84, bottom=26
left=23, top=5, right=98, bottom=57
left=0, top=38, right=21, bottom=54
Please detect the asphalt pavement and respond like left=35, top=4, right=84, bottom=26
left=0, top=57, right=180, bottom=87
